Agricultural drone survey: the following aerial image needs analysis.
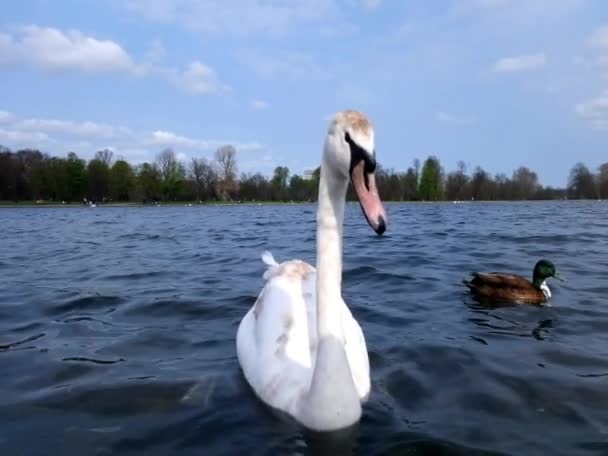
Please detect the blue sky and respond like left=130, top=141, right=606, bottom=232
left=1, top=0, right=607, bottom=186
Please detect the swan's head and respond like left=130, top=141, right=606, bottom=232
left=324, top=110, right=387, bottom=235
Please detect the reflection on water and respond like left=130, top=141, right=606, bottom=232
left=1, top=201, right=607, bottom=455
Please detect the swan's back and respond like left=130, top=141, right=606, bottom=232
left=236, top=252, right=369, bottom=418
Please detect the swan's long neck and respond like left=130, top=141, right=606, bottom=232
left=315, top=159, right=348, bottom=341
left=298, top=139, right=364, bottom=432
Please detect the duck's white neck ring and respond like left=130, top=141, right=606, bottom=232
left=540, top=280, right=551, bottom=299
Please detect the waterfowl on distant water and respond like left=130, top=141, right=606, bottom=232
left=236, top=110, right=387, bottom=432
left=463, top=259, right=564, bottom=305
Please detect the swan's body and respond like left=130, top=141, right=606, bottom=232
left=236, top=110, right=387, bottom=432
left=236, top=252, right=370, bottom=421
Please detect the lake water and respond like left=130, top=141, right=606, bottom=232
left=1, top=201, right=607, bottom=455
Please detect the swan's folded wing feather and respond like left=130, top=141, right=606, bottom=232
left=237, top=258, right=317, bottom=416
left=261, top=250, right=280, bottom=280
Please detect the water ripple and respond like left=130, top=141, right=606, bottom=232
left=0, top=201, right=607, bottom=455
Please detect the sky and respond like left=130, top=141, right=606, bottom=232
left=1, top=0, right=607, bottom=187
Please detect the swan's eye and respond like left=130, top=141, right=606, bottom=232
left=345, top=131, right=376, bottom=174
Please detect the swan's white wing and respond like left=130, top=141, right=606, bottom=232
left=236, top=253, right=317, bottom=417
left=236, top=251, right=370, bottom=419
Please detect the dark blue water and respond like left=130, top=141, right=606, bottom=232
left=1, top=201, right=607, bottom=455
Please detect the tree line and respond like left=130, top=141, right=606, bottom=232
left=1, top=144, right=606, bottom=203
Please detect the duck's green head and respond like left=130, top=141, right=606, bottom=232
left=533, top=259, right=564, bottom=285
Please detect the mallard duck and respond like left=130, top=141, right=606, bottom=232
left=463, top=259, right=564, bottom=305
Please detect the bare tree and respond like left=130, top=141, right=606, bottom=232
left=471, top=166, right=494, bottom=200
left=190, top=157, right=217, bottom=201
left=413, top=158, right=420, bottom=183
left=95, top=149, right=114, bottom=167
left=214, top=145, right=238, bottom=199
left=156, top=148, right=186, bottom=200
left=598, top=162, right=608, bottom=199
left=457, top=160, right=466, bottom=176
left=445, top=161, right=470, bottom=200
left=190, top=157, right=205, bottom=200
left=512, top=166, right=539, bottom=200
left=214, top=145, right=237, bottom=182
left=157, top=148, right=178, bottom=180
left=568, top=162, right=597, bottom=199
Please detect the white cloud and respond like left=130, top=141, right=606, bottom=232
left=0, top=25, right=228, bottom=95
left=13, top=118, right=130, bottom=138
left=0, top=128, right=52, bottom=144
left=251, top=99, right=269, bottom=110
left=148, top=130, right=201, bottom=148
left=435, top=111, right=476, bottom=126
left=492, top=53, right=546, bottom=73
left=575, top=91, right=608, bottom=130
left=147, top=129, right=263, bottom=152
left=0, top=110, right=131, bottom=139
left=0, top=25, right=137, bottom=74
left=167, top=61, right=230, bottom=94
left=116, top=0, right=341, bottom=36
left=0, top=111, right=14, bottom=123
left=0, top=109, right=266, bottom=163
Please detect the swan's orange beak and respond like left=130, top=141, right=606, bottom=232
left=350, top=160, right=387, bottom=235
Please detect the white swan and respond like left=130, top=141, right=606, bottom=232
left=236, top=110, right=387, bottom=432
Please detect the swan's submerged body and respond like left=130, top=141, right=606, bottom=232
left=236, top=110, right=386, bottom=432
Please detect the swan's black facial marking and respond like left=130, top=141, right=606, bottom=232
left=345, top=131, right=376, bottom=177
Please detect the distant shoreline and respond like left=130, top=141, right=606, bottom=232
left=0, top=199, right=603, bottom=208
left=0, top=201, right=309, bottom=208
